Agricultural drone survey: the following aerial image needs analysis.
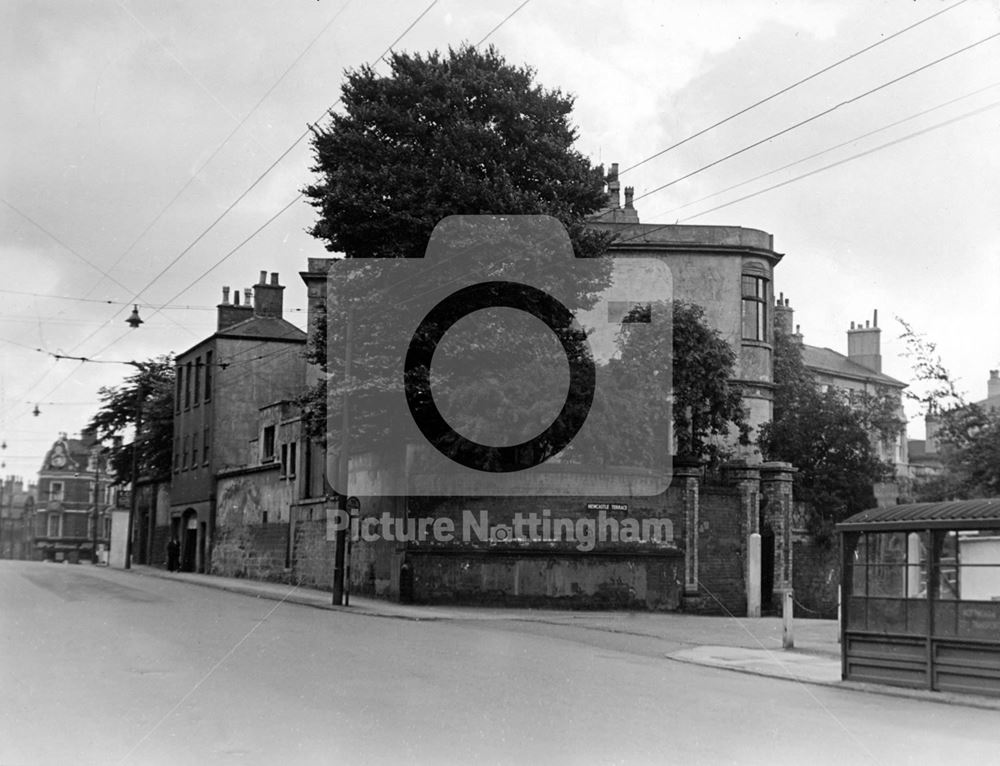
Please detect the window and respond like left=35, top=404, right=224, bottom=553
left=204, top=350, right=213, bottom=401
left=191, top=438, right=198, bottom=468
left=174, top=437, right=180, bottom=473
left=193, top=357, right=201, bottom=405
left=288, top=442, right=297, bottom=479
left=741, top=275, right=768, bottom=342
left=175, top=365, right=183, bottom=414
left=280, top=444, right=289, bottom=477
left=182, top=435, right=190, bottom=470
left=262, top=426, right=276, bottom=462
left=203, top=428, right=211, bottom=465
left=184, top=361, right=192, bottom=409
left=48, top=513, right=61, bottom=538
left=49, top=482, right=64, bottom=501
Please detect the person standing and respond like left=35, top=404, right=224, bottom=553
left=166, top=537, right=180, bottom=572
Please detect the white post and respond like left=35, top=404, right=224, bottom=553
left=782, top=590, right=794, bottom=649
left=837, top=584, right=842, bottom=644
left=747, top=533, right=761, bottom=618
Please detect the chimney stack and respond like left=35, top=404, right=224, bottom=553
left=847, top=309, right=882, bottom=373
left=774, top=292, right=795, bottom=336
left=217, top=282, right=253, bottom=331
left=253, top=271, right=285, bottom=318
left=606, top=163, right=620, bottom=209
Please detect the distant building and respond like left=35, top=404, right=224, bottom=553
left=774, top=300, right=909, bottom=506
left=908, top=369, right=1000, bottom=483
left=1, top=476, right=36, bottom=560
left=33, top=431, right=115, bottom=563
left=168, top=271, right=306, bottom=573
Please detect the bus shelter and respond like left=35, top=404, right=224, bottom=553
left=838, top=499, right=1000, bottom=697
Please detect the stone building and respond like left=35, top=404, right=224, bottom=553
left=32, top=431, right=115, bottom=563
left=0, top=476, right=36, bottom=560
left=168, top=271, right=306, bottom=573
left=591, top=163, right=783, bottom=456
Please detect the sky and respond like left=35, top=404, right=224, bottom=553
left=2, top=0, right=998, bottom=484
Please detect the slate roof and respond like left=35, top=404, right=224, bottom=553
left=215, top=315, right=306, bottom=342
left=802, top=344, right=906, bottom=388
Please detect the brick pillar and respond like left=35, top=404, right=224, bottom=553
left=761, top=462, right=796, bottom=601
left=674, top=458, right=703, bottom=596
left=724, top=461, right=761, bottom=614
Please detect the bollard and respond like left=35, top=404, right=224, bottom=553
left=782, top=590, right=794, bottom=649
left=747, top=533, right=761, bottom=618
left=837, top=585, right=841, bottom=644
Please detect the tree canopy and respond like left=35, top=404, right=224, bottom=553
left=304, top=44, right=610, bottom=260
left=88, top=356, right=175, bottom=483
left=759, top=327, right=891, bottom=540
left=899, top=318, right=1000, bottom=500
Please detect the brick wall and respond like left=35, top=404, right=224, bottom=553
left=793, top=537, right=839, bottom=618
left=409, top=550, right=684, bottom=609
left=692, top=486, right=745, bottom=614
left=292, top=518, right=336, bottom=589
left=212, top=523, right=289, bottom=581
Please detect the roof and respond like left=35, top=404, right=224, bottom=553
left=838, top=498, right=1000, bottom=531
left=802, top=344, right=906, bottom=388
left=177, top=316, right=306, bottom=358
left=217, top=315, right=306, bottom=341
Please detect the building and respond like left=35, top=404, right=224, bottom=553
left=32, top=431, right=115, bottom=563
left=0, top=476, right=36, bottom=560
left=168, top=271, right=306, bottom=573
left=592, top=163, right=783, bottom=455
left=774, top=300, right=909, bottom=505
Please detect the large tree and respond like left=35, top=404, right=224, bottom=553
left=304, top=45, right=610, bottom=260
left=759, top=327, right=891, bottom=540
left=88, top=356, right=175, bottom=483
left=301, top=45, right=748, bottom=472
left=899, top=318, right=1000, bottom=500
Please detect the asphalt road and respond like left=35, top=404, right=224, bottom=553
left=1, top=560, right=997, bottom=766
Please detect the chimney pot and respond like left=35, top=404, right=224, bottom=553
left=244, top=288, right=252, bottom=305
left=270, top=272, right=279, bottom=286
left=873, top=309, right=878, bottom=327
left=850, top=321, right=855, bottom=330
left=222, top=286, right=230, bottom=304
left=866, top=320, right=870, bottom=328
left=233, top=291, right=240, bottom=306
left=259, top=270, right=267, bottom=285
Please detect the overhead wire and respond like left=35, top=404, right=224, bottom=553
left=611, top=99, right=1000, bottom=245
left=1, top=2, right=441, bottom=419
left=626, top=31, right=1000, bottom=206
left=653, top=80, right=1000, bottom=219
left=618, top=0, right=970, bottom=176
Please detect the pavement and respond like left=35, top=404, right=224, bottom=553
left=125, top=564, right=1000, bottom=710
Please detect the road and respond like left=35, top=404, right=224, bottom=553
left=1, top=560, right=997, bottom=765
